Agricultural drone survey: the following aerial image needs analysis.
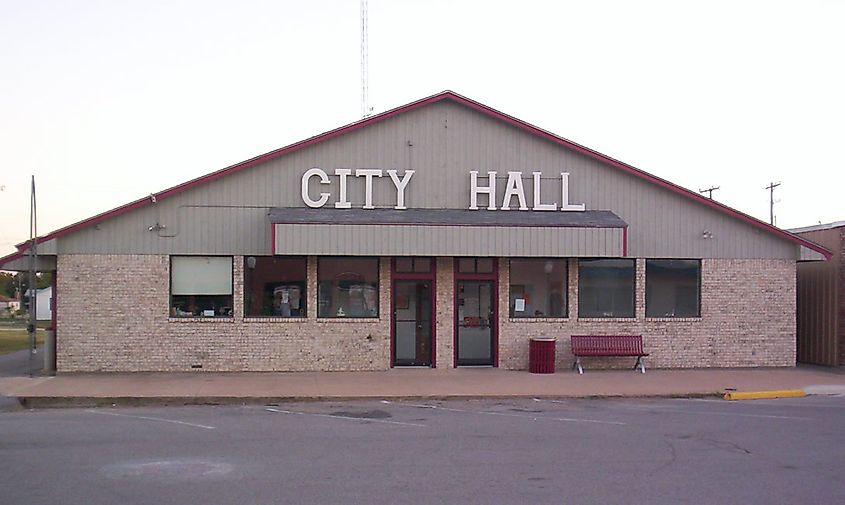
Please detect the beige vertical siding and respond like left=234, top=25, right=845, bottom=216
left=274, top=224, right=623, bottom=257
left=55, top=99, right=800, bottom=259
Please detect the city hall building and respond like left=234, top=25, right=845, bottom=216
left=0, top=91, right=831, bottom=372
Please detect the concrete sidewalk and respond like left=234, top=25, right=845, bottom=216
left=2, top=365, right=845, bottom=408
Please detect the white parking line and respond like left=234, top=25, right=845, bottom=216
left=264, top=407, right=426, bottom=427
left=382, top=400, right=626, bottom=426
left=614, top=404, right=814, bottom=421
left=87, top=410, right=216, bottom=430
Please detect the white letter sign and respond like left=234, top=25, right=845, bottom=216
left=469, top=171, right=497, bottom=210
left=532, top=172, right=557, bottom=211
left=501, top=172, right=528, bottom=211
left=355, top=169, right=383, bottom=209
left=387, top=169, right=414, bottom=210
left=301, top=168, right=330, bottom=208
left=334, top=169, right=352, bottom=209
left=559, top=172, right=585, bottom=211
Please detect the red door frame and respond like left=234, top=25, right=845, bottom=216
left=453, top=258, right=499, bottom=368
left=390, top=258, right=437, bottom=368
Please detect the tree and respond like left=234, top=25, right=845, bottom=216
left=0, top=271, right=15, bottom=298
left=2, top=271, right=52, bottom=299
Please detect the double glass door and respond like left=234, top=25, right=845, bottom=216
left=393, top=281, right=433, bottom=366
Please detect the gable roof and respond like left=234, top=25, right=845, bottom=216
left=1, top=90, right=833, bottom=263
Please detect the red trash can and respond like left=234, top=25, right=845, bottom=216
left=529, top=337, right=556, bottom=374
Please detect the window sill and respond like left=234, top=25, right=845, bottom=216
left=576, top=317, right=638, bottom=322
left=244, top=317, right=308, bottom=323
left=645, top=317, right=702, bottom=322
left=168, top=317, right=235, bottom=323
left=508, top=318, right=570, bottom=323
left=316, top=317, right=381, bottom=323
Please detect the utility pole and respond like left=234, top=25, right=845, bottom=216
left=699, top=186, right=720, bottom=199
left=27, top=175, right=37, bottom=377
left=765, top=181, right=781, bottom=225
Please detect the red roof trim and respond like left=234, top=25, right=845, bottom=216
left=10, top=90, right=832, bottom=260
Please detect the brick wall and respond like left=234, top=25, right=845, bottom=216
left=56, top=254, right=796, bottom=372
left=57, top=254, right=390, bottom=372
left=499, top=258, right=797, bottom=370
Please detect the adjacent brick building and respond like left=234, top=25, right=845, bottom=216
left=0, top=91, right=831, bottom=372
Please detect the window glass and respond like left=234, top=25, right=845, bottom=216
left=509, top=259, right=567, bottom=318
left=170, top=256, right=233, bottom=317
left=244, top=256, right=307, bottom=317
left=646, top=260, right=700, bottom=317
left=413, top=258, right=431, bottom=273
left=395, top=258, right=414, bottom=273
left=457, top=258, right=495, bottom=274
left=458, top=258, right=476, bottom=274
left=395, top=257, right=431, bottom=274
left=476, top=258, right=494, bottom=274
left=578, top=258, right=635, bottom=318
left=318, top=257, right=379, bottom=318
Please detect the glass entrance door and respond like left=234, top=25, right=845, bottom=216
left=393, top=281, right=433, bottom=366
left=457, top=280, right=495, bottom=366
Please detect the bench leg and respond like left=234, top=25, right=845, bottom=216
left=572, top=358, right=583, bottom=374
left=634, top=356, right=646, bottom=374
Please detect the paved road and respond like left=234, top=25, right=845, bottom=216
left=2, top=396, right=843, bottom=504
left=0, top=346, right=42, bottom=377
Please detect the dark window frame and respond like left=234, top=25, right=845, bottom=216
left=457, top=257, right=495, bottom=274
left=243, top=256, right=308, bottom=318
left=645, top=259, right=702, bottom=318
left=317, top=256, right=380, bottom=319
left=508, top=258, right=569, bottom=318
left=169, top=255, right=234, bottom=318
left=577, top=258, right=636, bottom=318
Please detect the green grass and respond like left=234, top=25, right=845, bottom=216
left=0, top=329, right=45, bottom=355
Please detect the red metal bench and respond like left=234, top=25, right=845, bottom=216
left=570, top=335, right=649, bottom=374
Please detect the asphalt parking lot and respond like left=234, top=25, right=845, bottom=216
left=2, top=396, right=843, bottom=505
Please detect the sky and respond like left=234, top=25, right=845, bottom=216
left=1, top=0, right=843, bottom=256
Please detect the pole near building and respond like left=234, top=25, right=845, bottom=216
left=28, top=175, right=38, bottom=377
left=699, top=186, right=719, bottom=199
left=765, top=181, right=781, bottom=225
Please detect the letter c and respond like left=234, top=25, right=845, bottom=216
left=301, top=168, right=330, bottom=208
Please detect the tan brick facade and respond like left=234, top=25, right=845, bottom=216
left=57, top=254, right=391, bottom=372
left=56, top=254, right=795, bottom=372
left=499, top=258, right=796, bottom=370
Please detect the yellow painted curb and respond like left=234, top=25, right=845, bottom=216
left=723, top=389, right=806, bottom=401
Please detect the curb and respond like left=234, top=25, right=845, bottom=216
left=723, top=389, right=806, bottom=401
left=14, top=392, right=724, bottom=409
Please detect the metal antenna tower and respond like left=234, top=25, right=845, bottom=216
left=698, top=185, right=720, bottom=199
left=765, top=181, right=781, bottom=225
left=360, top=0, right=369, bottom=118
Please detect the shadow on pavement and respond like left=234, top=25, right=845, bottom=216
left=0, top=347, right=44, bottom=377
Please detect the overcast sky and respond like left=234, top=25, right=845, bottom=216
left=1, top=0, right=843, bottom=255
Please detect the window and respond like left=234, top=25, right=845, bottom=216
left=244, top=256, right=307, bottom=317
left=318, top=257, right=379, bottom=318
left=578, top=258, right=635, bottom=318
left=395, top=257, right=432, bottom=273
left=170, top=256, right=233, bottom=317
left=457, top=258, right=494, bottom=274
left=646, top=259, right=700, bottom=317
left=509, top=259, right=567, bottom=318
